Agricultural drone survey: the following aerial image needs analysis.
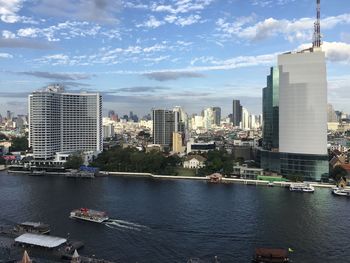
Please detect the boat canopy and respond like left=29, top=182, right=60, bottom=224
left=15, top=233, right=67, bottom=248
left=255, top=248, right=288, bottom=258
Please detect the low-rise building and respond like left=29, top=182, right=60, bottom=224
left=233, top=164, right=264, bottom=179
left=183, top=155, right=206, bottom=169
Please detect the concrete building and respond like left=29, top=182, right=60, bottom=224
left=103, top=124, right=115, bottom=139
left=232, top=100, right=242, bottom=127
left=260, top=49, right=329, bottom=181
left=28, top=85, right=102, bottom=160
left=172, top=132, right=185, bottom=153
left=152, top=109, right=178, bottom=147
left=213, top=107, right=221, bottom=126
left=183, top=155, right=206, bottom=169
left=241, top=108, right=249, bottom=130
left=327, top=104, right=338, bottom=123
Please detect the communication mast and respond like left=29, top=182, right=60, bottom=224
left=312, top=0, right=321, bottom=49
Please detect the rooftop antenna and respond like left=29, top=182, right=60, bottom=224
left=312, top=0, right=321, bottom=49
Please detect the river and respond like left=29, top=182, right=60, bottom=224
left=0, top=172, right=349, bottom=262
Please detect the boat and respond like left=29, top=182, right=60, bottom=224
left=70, top=208, right=109, bottom=223
left=14, top=222, right=50, bottom=235
left=267, top=182, right=274, bottom=187
left=332, top=187, right=350, bottom=196
left=289, top=183, right=314, bottom=193
left=252, top=248, right=290, bottom=263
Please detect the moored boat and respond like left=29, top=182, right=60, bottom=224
left=332, top=187, right=350, bottom=196
left=70, top=208, right=109, bottom=223
left=252, top=248, right=290, bottom=263
left=14, top=222, right=50, bottom=235
left=289, top=183, right=314, bottom=193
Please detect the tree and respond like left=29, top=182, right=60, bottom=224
left=286, top=173, right=304, bottom=182
left=64, top=153, right=84, bottom=169
left=10, top=136, right=28, bottom=152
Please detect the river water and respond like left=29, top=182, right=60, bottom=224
left=0, top=172, right=349, bottom=262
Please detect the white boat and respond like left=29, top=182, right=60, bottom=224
left=332, top=187, right=350, bottom=197
left=289, top=183, right=315, bottom=193
left=70, top=208, right=109, bottom=223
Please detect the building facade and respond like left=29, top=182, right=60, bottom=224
left=28, top=85, right=102, bottom=160
left=260, top=50, right=329, bottom=181
left=232, top=100, right=242, bottom=127
left=152, top=109, right=178, bottom=147
left=262, top=67, right=279, bottom=150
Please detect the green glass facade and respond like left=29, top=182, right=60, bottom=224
left=262, top=67, right=279, bottom=150
left=280, top=153, right=329, bottom=182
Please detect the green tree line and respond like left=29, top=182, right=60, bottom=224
left=91, top=147, right=181, bottom=175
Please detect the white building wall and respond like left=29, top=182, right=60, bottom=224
left=278, top=50, right=327, bottom=155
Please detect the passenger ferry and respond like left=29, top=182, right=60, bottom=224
left=289, top=183, right=315, bottom=193
left=332, top=187, right=350, bottom=197
left=70, top=208, right=109, bottom=223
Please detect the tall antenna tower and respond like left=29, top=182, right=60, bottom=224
left=312, top=0, right=321, bottom=48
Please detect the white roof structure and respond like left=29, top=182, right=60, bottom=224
left=15, top=233, right=67, bottom=248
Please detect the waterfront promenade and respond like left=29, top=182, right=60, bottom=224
left=104, top=171, right=337, bottom=189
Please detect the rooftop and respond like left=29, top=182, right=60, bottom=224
left=15, top=233, right=67, bottom=248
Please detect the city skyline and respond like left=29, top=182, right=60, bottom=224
left=0, top=0, right=349, bottom=116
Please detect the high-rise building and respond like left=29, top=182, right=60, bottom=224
left=232, top=100, right=242, bottom=127
left=203, top=107, right=215, bottom=130
left=213, top=107, right=221, bottom=126
left=172, top=132, right=184, bottom=153
left=260, top=0, right=328, bottom=181
left=103, top=124, right=115, bottom=138
left=262, top=67, right=280, bottom=150
left=241, top=108, right=249, bottom=130
left=152, top=109, right=178, bottom=147
left=28, top=85, right=102, bottom=160
left=327, top=104, right=338, bottom=123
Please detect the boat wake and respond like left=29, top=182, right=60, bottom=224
left=104, top=219, right=148, bottom=231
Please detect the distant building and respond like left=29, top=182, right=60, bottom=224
left=327, top=104, right=338, bottom=123
left=241, top=108, right=249, bottom=130
left=28, top=85, right=102, bottom=160
left=232, top=100, right=242, bottom=126
left=213, top=107, right=221, bottom=126
left=103, top=124, right=115, bottom=139
left=152, top=109, right=178, bottom=147
left=186, top=140, right=215, bottom=154
left=172, top=132, right=185, bottom=153
left=183, top=155, right=206, bottom=169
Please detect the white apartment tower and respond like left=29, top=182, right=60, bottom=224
left=29, top=85, right=102, bottom=159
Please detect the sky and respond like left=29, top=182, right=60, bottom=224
left=0, top=0, right=349, bottom=117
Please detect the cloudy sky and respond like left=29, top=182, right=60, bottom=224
left=0, top=0, right=349, bottom=117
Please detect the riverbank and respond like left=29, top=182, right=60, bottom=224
left=104, top=171, right=338, bottom=189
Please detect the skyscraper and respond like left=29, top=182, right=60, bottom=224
left=262, top=67, right=279, bottom=150
left=213, top=107, right=221, bottom=126
left=232, top=100, right=242, bottom=127
left=28, top=85, right=102, bottom=160
left=260, top=0, right=328, bottom=181
left=152, top=109, right=178, bottom=147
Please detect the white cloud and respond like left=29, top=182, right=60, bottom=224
left=137, top=16, right=165, bottom=28
left=251, top=0, right=295, bottom=7
left=16, top=21, right=102, bottom=41
left=151, top=0, right=214, bottom=14
left=174, top=14, right=201, bottom=26
left=298, top=41, right=350, bottom=64
left=0, top=0, right=23, bottom=23
left=0, top=53, right=13, bottom=59
left=216, top=13, right=350, bottom=42
left=2, top=30, right=16, bottom=39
